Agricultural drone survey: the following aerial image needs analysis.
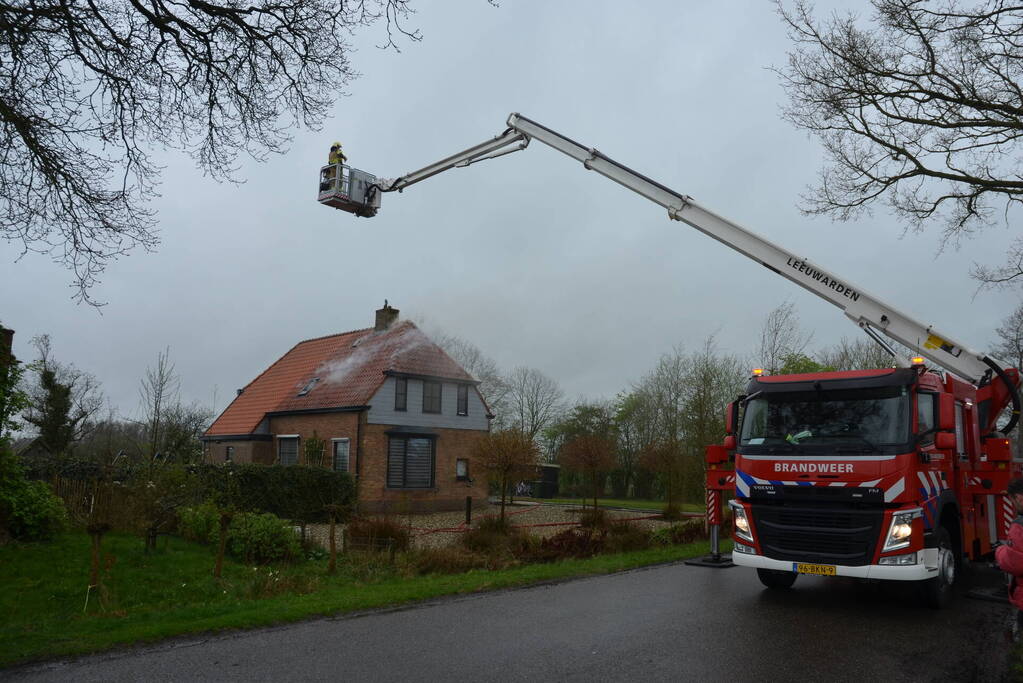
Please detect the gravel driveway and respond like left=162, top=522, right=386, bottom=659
left=307, top=502, right=695, bottom=550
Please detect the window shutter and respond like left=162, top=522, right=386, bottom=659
left=387, top=438, right=406, bottom=487
left=406, top=438, right=433, bottom=488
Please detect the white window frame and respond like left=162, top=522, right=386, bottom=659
left=277, top=434, right=300, bottom=466
left=331, top=438, right=351, bottom=473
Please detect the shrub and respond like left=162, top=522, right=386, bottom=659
left=412, top=547, right=493, bottom=575
left=347, top=517, right=410, bottom=552
left=4, top=479, right=67, bottom=541
left=228, top=512, right=301, bottom=564
left=462, top=516, right=516, bottom=555
left=0, top=444, right=67, bottom=541
left=605, top=520, right=650, bottom=553
left=650, top=519, right=706, bottom=546
left=577, top=508, right=610, bottom=530
left=528, top=527, right=606, bottom=562
left=178, top=501, right=220, bottom=545
left=661, top=505, right=683, bottom=521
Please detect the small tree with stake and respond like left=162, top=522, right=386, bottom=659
left=473, top=430, right=539, bottom=524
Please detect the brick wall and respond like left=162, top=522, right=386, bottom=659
left=206, top=410, right=488, bottom=513
left=203, top=439, right=272, bottom=464
left=359, top=423, right=488, bottom=513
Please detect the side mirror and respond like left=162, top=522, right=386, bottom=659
left=723, top=435, right=737, bottom=451
left=938, top=393, right=955, bottom=431
left=725, top=401, right=739, bottom=435
left=935, top=431, right=956, bottom=450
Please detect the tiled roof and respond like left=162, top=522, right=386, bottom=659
left=205, top=321, right=474, bottom=436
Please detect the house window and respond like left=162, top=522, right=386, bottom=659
left=225, top=446, right=234, bottom=463
left=423, top=381, right=442, bottom=414
left=457, top=384, right=469, bottom=416
left=456, top=458, right=469, bottom=481
left=297, top=377, right=319, bottom=396
left=332, top=439, right=351, bottom=473
left=387, top=436, right=435, bottom=488
left=278, top=436, right=299, bottom=465
left=394, top=377, right=407, bottom=412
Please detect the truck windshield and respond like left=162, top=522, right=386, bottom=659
left=739, top=385, right=910, bottom=452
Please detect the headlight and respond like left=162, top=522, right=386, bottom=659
left=882, top=509, right=921, bottom=553
left=730, top=501, right=754, bottom=543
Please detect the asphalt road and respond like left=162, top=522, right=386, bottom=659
left=5, top=561, right=1013, bottom=682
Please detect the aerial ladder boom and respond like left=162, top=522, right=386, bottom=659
left=323, top=113, right=1020, bottom=413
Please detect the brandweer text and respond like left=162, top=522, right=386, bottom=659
left=774, top=463, right=853, bottom=473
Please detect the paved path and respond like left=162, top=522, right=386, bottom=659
left=6, top=562, right=1011, bottom=682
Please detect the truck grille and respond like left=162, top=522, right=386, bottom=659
left=750, top=504, right=883, bottom=566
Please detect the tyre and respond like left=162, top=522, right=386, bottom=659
left=757, top=568, right=798, bottom=590
left=921, top=527, right=957, bottom=609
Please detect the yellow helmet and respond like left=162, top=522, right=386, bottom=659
left=331, top=141, right=342, bottom=149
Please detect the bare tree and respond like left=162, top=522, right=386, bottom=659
left=758, top=300, right=812, bottom=374
left=505, top=366, right=565, bottom=441
left=818, top=336, right=899, bottom=371
left=560, top=435, right=616, bottom=510
left=992, top=300, right=1023, bottom=458
left=472, top=429, right=539, bottom=522
left=0, top=1, right=423, bottom=303
left=138, top=348, right=179, bottom=471
left=776, top=1, right=1023, bottom=285
left=433, top=332, right=509, bottom=423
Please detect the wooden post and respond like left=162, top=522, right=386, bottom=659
left=465, top=496, right=472, bottom=525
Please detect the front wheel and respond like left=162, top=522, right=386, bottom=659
left=921, top=527, right=957, bottom=609
left=757, top=568, right=798, bottom=590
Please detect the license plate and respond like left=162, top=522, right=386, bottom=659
left=794, top=563, right=837, bottom=576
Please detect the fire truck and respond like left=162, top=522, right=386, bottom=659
left=318, top=113, right=1022, bottom=607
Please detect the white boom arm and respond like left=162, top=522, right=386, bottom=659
left=376, top=113, right=1001, bottom=385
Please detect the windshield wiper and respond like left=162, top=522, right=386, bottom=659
left=766, top=444, right=795, bottom=454
left=832, top=435, right=879, bottom=453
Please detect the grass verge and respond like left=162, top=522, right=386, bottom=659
left=1, top=532, right=727, bottom=668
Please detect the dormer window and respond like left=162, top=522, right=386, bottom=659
left=297, top=377, right=319, bottom=396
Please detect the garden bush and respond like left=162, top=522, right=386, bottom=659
left=604, top=520, right=650, bottom=553
left=178, top=502, right=220, bottom=545
left=650, top=519, right=706, bottom=546
left=3, top=479, right=67, bottom=541
left=347, top=517, right=410, bottom=552
left=0, top=444, right=67, bottom=542
left=519, top=527, right=606, bottom=563
left=227, top=512, right=301, bottom=564
left=462, top=516, right=517, bottom=554
left=577, top=508, right=610, bottom=530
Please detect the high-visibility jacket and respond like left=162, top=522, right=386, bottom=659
left=329, top=148, right=346, bottom=165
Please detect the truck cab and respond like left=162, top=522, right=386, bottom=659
left=724, top=363, right=1019, bottom=606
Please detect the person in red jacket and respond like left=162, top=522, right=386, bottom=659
left=995, top=478, right=1023, bottom=638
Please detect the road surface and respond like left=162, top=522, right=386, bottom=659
left=6, top=561, right=1012, bottom=682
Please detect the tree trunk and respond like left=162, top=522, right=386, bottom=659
left=328, top=513, right=337, bottom=575
left=214, top=513, right=230, bottom=578
left=89, top=531, right=102, bottom=588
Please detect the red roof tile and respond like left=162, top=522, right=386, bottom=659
left=205, top=321, right=473, bottom=436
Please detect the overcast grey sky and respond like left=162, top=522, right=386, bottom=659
left=3, top=0, right=1021, bottom=423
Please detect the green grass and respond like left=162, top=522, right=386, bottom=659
left=522, top=497, right=703, bottom=513
left=0, top=532, right=726, bottom=668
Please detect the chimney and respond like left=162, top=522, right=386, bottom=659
left=375, top=300, right=399, bottom=331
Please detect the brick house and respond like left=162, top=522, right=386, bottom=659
left=201, top=304, right=492, bottom=512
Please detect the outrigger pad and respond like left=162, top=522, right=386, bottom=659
left=684, top=554, right=735, bottom=568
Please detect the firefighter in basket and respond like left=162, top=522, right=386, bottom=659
left=320, top=141, right=348, bottom=192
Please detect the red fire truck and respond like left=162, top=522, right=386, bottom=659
left=319, top=113, right=1022, bottom=607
